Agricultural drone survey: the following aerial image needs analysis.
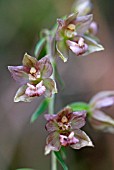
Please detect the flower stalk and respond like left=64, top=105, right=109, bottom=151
left=46, top=31, right=57, bottom=170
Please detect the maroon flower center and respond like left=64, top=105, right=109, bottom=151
left=58, top=115, right=71, bottom=131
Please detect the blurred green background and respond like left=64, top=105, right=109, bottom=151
left=0, top=0, right=114, bottom=170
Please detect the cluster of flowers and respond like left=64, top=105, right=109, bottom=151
left=8, top=0, right=114, bottom=156
left=44, top=91, right=114, bottom=154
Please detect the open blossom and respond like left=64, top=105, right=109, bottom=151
left=89, top=91, right=114, bottom=133
left=44, top=107, right=93, bottom=155
left=8, top=53, right=57, bottom=102
left=56, top=13, right=104, bottom=62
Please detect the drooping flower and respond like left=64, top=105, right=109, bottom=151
left=8, top=53, right=57, bottom=102
left=56, top=13, right=104, bottom=62
left=72, top=0, right=93, bottom=16
left=89, top=91, right=114, bottom=133
left=44, top=107, right=93, bottom=155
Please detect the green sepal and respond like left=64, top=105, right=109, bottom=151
left=54, top=150, right=68, bottom=170
left=54, top=62, right=64, bottom=89
left=34, top=37, right=46, bottom=59
left=30, top=98, right=50, bottom=123
left=69, top=102, right=90, bottom=112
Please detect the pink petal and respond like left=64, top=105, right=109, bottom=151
left=70, top=111, right=86, bottom=129
left=14, top=85, right=33, bottom=102
left=45, top=144, right=59, bottom=155
left=75, top=14, right=93, bottom=34
left=45, top=132, right=61, bottom=155
left=93, top=97, right=114, bottom=109
left=72, top=111, right=86, bottom=118
left=45, top=120, right=59, bottom=133
left=57, top=18, right=65, bottom=29
left=89, top=110, right=114, bottom=133
left=39, top=56, right=53, bottom=78
left=65, top=13, right=78, bottom=26
left=70, top=117, right=86, bottom=129
left=44, top=114, right=57, bottom=121
left=8, top=66, right=29, bottom=85
left=43, top=78, right=57, bottom=97
left=83, top=35, right=104, bottom=55
left=70, top=129, right=94, bottom=149
left=89, top=91, right=114, bottom=110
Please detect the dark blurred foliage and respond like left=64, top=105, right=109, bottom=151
left=97, top=0, right=114, bottom=32
left=0, top=0, right=114, bottom=170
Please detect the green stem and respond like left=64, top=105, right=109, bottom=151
left=46, top=32, right=57, bottom=170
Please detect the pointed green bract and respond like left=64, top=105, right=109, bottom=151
left=54, top=151, right=68, bottom=170
left=56, top=40, right=69, bottom=62
left=54, top=63, right=65, bottom=89
left=30, top=98, right=50, bottom=123
left=69, top=102, right=90, bottom=112
left=34, top=37, right=46, bottom=58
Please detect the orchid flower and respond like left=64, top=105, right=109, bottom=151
left=56, top=13, right=103, bottom=62
left=44, top=107, right=93, bottom=155
left=8, top=53, right=57, bottom=102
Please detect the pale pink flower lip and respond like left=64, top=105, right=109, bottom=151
left=25, top=81, right=46, bottom=97
left=44, top=107, right=93, bottom=155
left=8, top=53, right=57, bottom=102
left=66, top=38, right=88, bottom=56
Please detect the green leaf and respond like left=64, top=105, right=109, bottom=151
left=30, top=98, right=50, bottom=123
left=34, top=37, right=46, bottom=58
left=16, top=169, right=34, bottom=170
left=60, top=146, right=66, bottom=160
left=69, top=102, right=90, bottom=112
left=54, top=151, right=68, bottom=170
